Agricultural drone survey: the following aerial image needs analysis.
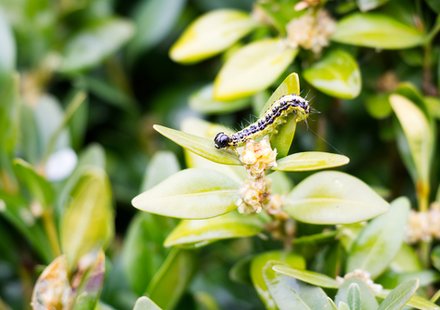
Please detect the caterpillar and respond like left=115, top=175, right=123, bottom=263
left=214, top=94, right=310, bottom=149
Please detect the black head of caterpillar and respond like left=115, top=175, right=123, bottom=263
left=214, top=94, right=310, bottom=149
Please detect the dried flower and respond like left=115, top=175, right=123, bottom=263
left=237, top=137, right=277, bottom=178
left=337, top=269, right=383, bottom=294
left=286, top=9, right=336, bottom=54
left=405, top=203, right=440, bottom=243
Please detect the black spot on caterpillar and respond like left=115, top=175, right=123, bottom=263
left=214, top=94, right=310, bottom=149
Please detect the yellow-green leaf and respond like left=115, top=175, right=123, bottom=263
left=154, top=124, right=241, bottom=165
left=272, top=265, right=340, bottom=289
left=164, top=212, right=264, bottom=247
left=303, top=49, right=361, bottom=99
left=132, top=168, right=240, bottom=219
left=273, top=152, right=350, bottom=172
left=214, top=39, right=297, bottom=100
left=389, top=94, right=433, bottom=185
left=170, top=9, right=256, bottom=63
left=332, top=13, right=424, bottom=49
left=61, top=169, right=113, bottom=268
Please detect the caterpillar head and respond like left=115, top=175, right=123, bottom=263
left=214, top=132, right=231, bottom=149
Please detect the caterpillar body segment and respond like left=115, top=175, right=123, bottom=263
left=214, top=94, right=310, bottom=149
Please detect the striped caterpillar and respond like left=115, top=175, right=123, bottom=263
left=214, top=94, right=310, bottom=149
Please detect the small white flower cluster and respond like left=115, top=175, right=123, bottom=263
left=336, top=269, right=383, bottom=294
left=286, top=9, right=336, bottom=54
left=236, top=138, right=277, bottom=214
left=405, top=203, right=440, bottom=243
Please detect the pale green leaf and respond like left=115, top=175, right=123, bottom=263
left=303, top=49, right=361, bottom=99
left=189, top=84, right=251, bottom=114
left=377, top=279, right=418, bottom=310
left=128, top=0, right=185, bottom=60
left=251, top=251, right=306, bottom=309
left=133, top=296, right=161, bottom=310
left=272, top=265, right=339, bottom=289
left=153, top=124, right=241, bottom=165
left=140, top=151, right=180, bottom=191
left=164, top=212, right=264, bottom=247
left=285, top=171, right=389, bottom=224
left=347, top=197, right=410, bottom=278
left=180, top=118, right=246, bottom=183
left=170, top=9, right=256, bottom=63
left=376, top=290, right=440, bottom=310
left=214, top=39, right=297, bottom=100
left=357, top=0, right=389, bottom=12
left=0, top=9, right=16, bottom=75
left=132, top=168, right=240, bottom=219
left=390, top=94, right=433, bottom=185
left=263, top=263, right=332, bottom=310
left=147, top=249, right=195, bottom=309
left=347, top=283, right=361, bottom=310
left=273, top=152, right=350, bottom=172
left=332, top=13, right=424, bottom=49
left=61, top=18, right=134, bottom=72
left=335, top=278, right=378, bottom=310
left=61, top=169, right=113, bottom=268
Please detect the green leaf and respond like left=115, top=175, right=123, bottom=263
left=0, top=73, right=19, bottom=157
left=356, top=0, right=389, bottom=12
left=273, top=152, right=350, bottom=172
left=180, top=118, right=246, bottom=182
left=147, top=249, right=196, bottom=309
left=332, top=13, right=424, bottom=49
left=425, top=97, right=440, bottom=120
left=214, top=39, right=297, bottom=100
left=121, top=213, right=173, bottom=294
left=128, top=0, right=185, bottom=60
left=133, top=296, right=161, bottom=310
left=0, top=9, right=16, bottom=76
left=61, top=168, right=114, bottom=268
left=389, top=94, right=434, bottom=186
left=272, top=265, right=340, bottom=289
left=263, top=263, right=332, bottom=310
left=390, top=244, right=422, bottom=273
left=303, top=49, right=361, bottom=99
left=432, top=246, right=440, bottom=272
left=13, top=159, right=54, bottom=208
left=259, top=72, right=301, bottom=158
left=376, top=289, right=440, bottom=310
left=250, top=251, right=306, bottom=309
left=164, top=212, right=264, bottom=248
left=189, top=84, right=251, bottom=114
left=377, top=279, right=418, bottom=310
left=347, top=283, right=361, bottom=310
left=153, top=124, right=241, bottom=165
left=335, top=278, right=378, bottom=310
left=132, top=168, right=240, bottom=219
left=347, top=197, right=410, bottom=278
left=364, top=94, right=392, bottom=119
left=170, top=9, right=256, bottom=63
left=141, top=151, right=180, bottom=191
left=61, top=18, right=134, bottom=72
left=285, top=171, right=389, bottom=224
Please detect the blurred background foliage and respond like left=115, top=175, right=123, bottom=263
left=0, top=0, right=440, bottom=309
